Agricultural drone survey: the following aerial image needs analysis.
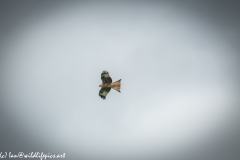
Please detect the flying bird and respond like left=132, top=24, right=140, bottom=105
left=99, top=70, right=121, bottom=100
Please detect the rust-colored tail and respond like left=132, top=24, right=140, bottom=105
left=111, top=79, right=121, bottom=92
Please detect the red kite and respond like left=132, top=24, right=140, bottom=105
left=99, top=71, right=121, bottom=100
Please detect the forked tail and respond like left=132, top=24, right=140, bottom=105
left=111, top=79, right=121, bottom=92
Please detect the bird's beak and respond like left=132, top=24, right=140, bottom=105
left=99, top=85, right=101, bottom=87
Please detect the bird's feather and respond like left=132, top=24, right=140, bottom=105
left=101, top=70, right=112, bottom=84
left=99, top=87, right=111, bottom=100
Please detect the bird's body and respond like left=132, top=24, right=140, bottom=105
left=99, top=71, right=121, bottom=100
left=99, top=80, right=121, bottom=90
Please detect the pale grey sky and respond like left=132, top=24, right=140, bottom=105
left=0, top=1, right=240, bottom=160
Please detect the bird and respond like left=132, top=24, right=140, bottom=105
left=99, top=70, right=121, bottom=100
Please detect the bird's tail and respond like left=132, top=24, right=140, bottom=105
left=111, top=79, right=121, bottom=92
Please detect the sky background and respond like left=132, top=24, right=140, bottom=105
left=0, top=1, right=240, bottom=160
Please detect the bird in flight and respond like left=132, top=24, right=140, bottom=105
left=99, top=70, right=121, bottom=100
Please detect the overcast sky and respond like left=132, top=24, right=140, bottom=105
left=0, top=1, right=240, bottom=160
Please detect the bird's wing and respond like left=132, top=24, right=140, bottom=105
left=101, top=70, right=112, bottom=84
left=99, top=87, right=111, bottom=100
